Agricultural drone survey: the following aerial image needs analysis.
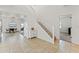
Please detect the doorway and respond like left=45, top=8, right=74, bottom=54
left=59, top=14, right=72, bottom=42
left=20, top=16, right=28, bottom=39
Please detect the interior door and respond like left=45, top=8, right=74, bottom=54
left=59, top=15, right=72, bottom=42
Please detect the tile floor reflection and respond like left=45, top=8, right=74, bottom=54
left=0, top=32, right=78, bottom=53
left=60, top=32, right=71, bottom=42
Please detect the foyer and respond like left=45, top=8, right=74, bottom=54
left=0, top=5, right=79, bottom=53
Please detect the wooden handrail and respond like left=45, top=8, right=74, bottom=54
left=37, top=21, right=52, bottom=38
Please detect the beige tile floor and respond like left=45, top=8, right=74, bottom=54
left=0, top=33, right=79, bottom=53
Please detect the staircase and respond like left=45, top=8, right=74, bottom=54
left=37, top=21, right=55, bottom=44
left=29, top=6, right=55, bottom=44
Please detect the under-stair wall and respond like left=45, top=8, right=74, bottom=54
left=37, top=21, right=54, bottom=44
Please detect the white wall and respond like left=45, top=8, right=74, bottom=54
left=56, top=6, right=79, bottom=45
left=71, top=6, right=79, bottom=45
left=32, top=5, right=71, bottom=39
